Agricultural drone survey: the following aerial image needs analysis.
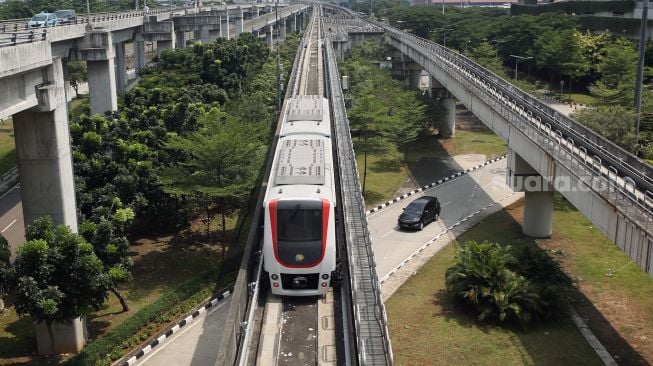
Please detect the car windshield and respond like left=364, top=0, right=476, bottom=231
left=405, top=200, right=427, bottom=214
left=55, top=11, right=72, bottom=17
left=32, top=14, right=47, bottom=21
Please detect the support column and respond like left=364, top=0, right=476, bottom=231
left=234, top=8, right=244, bottom=37
left=279, top=19, right=286, bottom=41
left=12, top=57, right=78, bottom=231
left=87, top=58, right=118, bottom=115
left=135, top=40, right=146, bottom=74
left=114, top=42, right=127, bottom=91
left=289, top=14, right=297, bottom=33
left=507, top=149, right=554, bottom=238
left=208, top=29, right=220, bottom=42
left=200, top=28, right=212, bottom=43
left=430, top=75, right=456, bottom=137
left=266, top=24, right=273, bottom=47
left=255, top=7, right=260, bottom=17
left=176, top=31, right=188, bottom=48
left=157, top=40, right=173, bottom=56
left=220, top=13, right=230, bottom=39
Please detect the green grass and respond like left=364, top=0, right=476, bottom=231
left=568, top=93, right=597, bottom=106
left=386, top=198, right=603, bottom=366
left=357, top=130, right=507, bottom=206
left=0, top=118, right=16, bottom=175
left=70, top=96, right=89, bottom=120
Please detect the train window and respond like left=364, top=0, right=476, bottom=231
left=278, top=206, right=322, bottom=242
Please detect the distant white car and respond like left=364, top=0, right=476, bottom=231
left=27, top=12, right=61, bottom=28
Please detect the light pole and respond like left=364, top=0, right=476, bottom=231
left=442, top=0, right=445, bottom=14
left=85, top=0, right=93, bottom=29
left=433, top=27, right=452, bottom=48
left=509, top=54, right=533, bottom=81
left=634, top=0, right=649, bottom=145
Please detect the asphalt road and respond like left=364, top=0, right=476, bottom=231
left=0, top=184, right=25, bottom=258
left=136, top=297, right=232, bottom=366
left=367, top=159, right=513, bottom=279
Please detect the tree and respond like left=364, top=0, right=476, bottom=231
left=159, top=108, right=266, bottom=257
left=0, top=235, right=12, bottom=311
left=13, top=217, right=110, bottom=355
left=79, top=199, right=135, bottom=312
left=572, top=105, right=638, bottom=152
left=67, top=61, right=87, bottom=99
left=589, top=38, right=638, bottom=107
left=467, top=41, right=503, bottom=73
left=535, top=29, right=589, bottom=98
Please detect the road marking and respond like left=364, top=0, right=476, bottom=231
left=381, top=226, right=400, bottom=238
left=136, top=300, right=229, bottom=365
left=0, top=184, right=19, bottom=201
left=1, top=219, right=16, bottom=233
left=441, top=201, right=452, bottom=207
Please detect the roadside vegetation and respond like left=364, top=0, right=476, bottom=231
left=0, top=33, right=300, bottom=365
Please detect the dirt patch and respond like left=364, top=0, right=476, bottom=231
left=455, top=103, right=492, bottom=132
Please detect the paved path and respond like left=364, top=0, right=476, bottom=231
left=366, top=159, right=523, bottom=300
left=0, top=185, right=24, bottom=258
left=136, top=297, right=232, bottom=366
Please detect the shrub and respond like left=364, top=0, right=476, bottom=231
left=445, top=241, right=567, bottom=328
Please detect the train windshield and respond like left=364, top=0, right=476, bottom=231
left=278, top=206, right=322, bottom=242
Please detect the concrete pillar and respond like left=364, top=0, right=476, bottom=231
left=114, top=42, right=127, bottom=91
left=13, top=57, right=78, bottom=231
left=234, top=9, right=244, bottom=37
left=176, top=31, right=188, bottom=48
left=289, top=14, right=297, bottom=33
left=429, top=75, right=456, bottom=137
left=157, top=40, right=173, bottom=57
left=35, top=317, right=87, bottom=354
left=507, top=150, right=554, bottom=238
left=405, top=68, right=421, bottom=89
left=208, top=29, right=220, bottom=42
left=200, top=28, right=211, bottom=43
left=266, top=24, right=273, bottom=47
left=279, top=19, right=286, bottom=41
left=87, top=58, right=118, bottom=115
left=255, top=7, right=260, bottom=17
left=135, top=40, right=146, bottom=74
left=220, top=13, right=230, bottom=39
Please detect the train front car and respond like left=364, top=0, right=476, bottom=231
left=263, top=96, right=336, bottom=296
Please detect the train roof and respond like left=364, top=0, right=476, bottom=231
left=281, top=96, right=331, bottom=137
left=274, top=138, right=326, bottom=185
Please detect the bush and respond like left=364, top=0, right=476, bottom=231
left=445, top=241, right=567, bottom=328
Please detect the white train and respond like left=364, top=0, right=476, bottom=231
left=262, top=95, right=337, bottom=296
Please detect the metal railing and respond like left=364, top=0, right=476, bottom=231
left=325, top=35, right=394, bottom=365
left=376, top=23, right=653, bottom=272
left=0, top=29, right=47, bottom=46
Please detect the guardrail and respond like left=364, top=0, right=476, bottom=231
left=374, top=22, right=653, bottom=273
left=0, top=29, right=47, bottom=46
left=325, top=34, right=394, bottom=366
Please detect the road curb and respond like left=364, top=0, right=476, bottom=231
left=366, top=154, right=507, bottom=215
left=117, top=286, right=234, bottom=366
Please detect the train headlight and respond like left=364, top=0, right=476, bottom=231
left=321, top=274, right=329, bottom=280
left=271, top=274, right=279, bottom=280
left=321, top=282, right=328, bottom=287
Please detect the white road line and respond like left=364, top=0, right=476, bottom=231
left=381, top=226, right=400, bottom=238
left=0, top=184, right=19, bottom=201
left=441, top=201, right=452, bottom=207
left=1, top=219, right=16, bottom=233
left=136, top=300, right=229, bottom=365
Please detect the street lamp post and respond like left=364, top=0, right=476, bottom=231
left=433, top=27, right=452, bottom=48
left=442, top=0, right=445, bottom=14
left=509, top=54, right=533, bottom=81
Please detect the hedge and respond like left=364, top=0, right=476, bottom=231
left=511, top=1, right=634, bottom=16
left=63, top=256, right=240, bottom=366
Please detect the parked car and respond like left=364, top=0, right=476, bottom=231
left=398, top=196, right=441, bottom=230
left=54, top=9, right=76, bottom=24
left=27, top=12, right=60, bottom=28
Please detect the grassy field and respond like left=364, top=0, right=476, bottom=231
left=386, top=194, right=653, bottom=365
left=0, top=119, right=16, bottom=176
left=358, top=127, right=507, bottom=206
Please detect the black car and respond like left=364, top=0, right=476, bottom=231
left=398, top=196, right=441, bottom=230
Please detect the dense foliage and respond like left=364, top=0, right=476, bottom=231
left=13, top=217, right=111, bottom=354
left=0, top=235, right=12, bottom=311
left=445, top=241, right=568, bottom=328
left=340, top=41, right=429, bottom=194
